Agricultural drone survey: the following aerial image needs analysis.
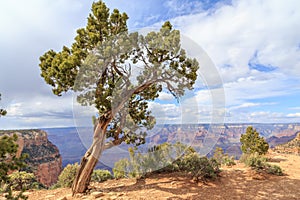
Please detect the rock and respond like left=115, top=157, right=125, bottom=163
left=45, top=194, right=55, bottom=199
left=58, top=197, right=67, bottom=200
left=22, top=191, right=31, bottom=196
left=75, top=193, right=84, bottom=198
left=0, top=130, right=62, bottom=187
left=91, top=192, right=104, bottom=198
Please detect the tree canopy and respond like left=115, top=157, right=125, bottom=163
left=39, top=1, right=199, bottom=149
left=240, top=126, right=269, bottom=155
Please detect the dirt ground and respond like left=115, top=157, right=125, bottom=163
left=20, top=152, right=300, bottom=199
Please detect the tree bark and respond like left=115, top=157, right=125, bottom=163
left=72, top=121, right=109, bottom=195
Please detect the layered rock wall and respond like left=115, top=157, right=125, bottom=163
left=0, top=130, right=62, bottom=187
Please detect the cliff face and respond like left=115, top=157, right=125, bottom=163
left=0, top=130, right=62, bottom=187
left=274, top=132, right=300, bottom=155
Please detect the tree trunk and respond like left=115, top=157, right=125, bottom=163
left=72, top=121, right=108, bottom=195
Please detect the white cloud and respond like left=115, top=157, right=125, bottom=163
left=0, top=95, right=74, bottom=129
left=287, top=113, right=300, bottom=118
left=289, top=107, right=300, bottom=110
left=1, top=0, right=300, bottom=128
left=158, top=92, right=174, bottom=101
left=172, top=0, right=300, bottom=78
left=164, top=0, right=300, bottom=123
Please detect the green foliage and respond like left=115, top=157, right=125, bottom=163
left=242, top=153, right=267, bottom=169
left=178, top=153, right=220, bottom=182
left=213, top=147, right=236, bottom=167
left=113, top=158, right=131, bottom=179
left=55, top=164, right=112, bottom=188
left=56, top=163, right=79, bottom=188
left=0, top=134, right=28, bottom=200
left=240, top=153, right=283, bottom=176
left=7, top=171, right=41, bottom=191
left=265, top=164, right=283, bottom=176
left=0, top=134, right=28, bottom=187
left=113, top=142, right=220, bottom=182
left=240, top=126, right=269, bottom=155
left=39, top=1, right=199, bottom=150
left=113, top=142, right=193, bottom=178
left=91, top=170, right=112, bottom=182
left=4, top=191, right=28, bottom=200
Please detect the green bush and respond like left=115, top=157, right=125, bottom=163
left=113, top=143, right=191, bottom=179
left=7, top=171, right=41, bottom=191
left=56, top=163, right=79, bottom=188
left=113, top=158, right=131, bottom=179
left=265, top=164, right=283, bottom=176
left=91, top=170, right=112, bottom=182
left=178, top=152, right=220, bottom=182
left=222, top=156, right=236, bottom=166
left=243, top=153, right=267, bottom=169
left=213, top=147, right=236, bottom=166
left=113, top=142, right=220, bottom=182
left=240, top=153, right=283, bottom=176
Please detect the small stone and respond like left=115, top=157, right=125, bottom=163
left=45, top=194, right=55, bottom=199
left=22, top=191, right=31, bottom=196
left=75, top=193, right=84, bottom=198
left=110, top=196, right=119, bottom=200
left=91, top=191, right=104, bottom=198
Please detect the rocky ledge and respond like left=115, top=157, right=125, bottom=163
left=0, top=129, right=62, bottom=187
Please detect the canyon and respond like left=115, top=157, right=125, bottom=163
left=1, top=123, right=299, bottom=187
left=0, top=130, right=62, bottom=187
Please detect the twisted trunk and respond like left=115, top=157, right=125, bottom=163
left=71, top=120, right=109, bottom=195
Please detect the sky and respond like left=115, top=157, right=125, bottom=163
left=0, top=0, right=299, bottom=129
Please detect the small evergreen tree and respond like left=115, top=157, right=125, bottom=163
left=0, top=93, right=7, bottom=117
left=240, top=126, right=269, bottom=155
left=213, top=147, right=235, bottom=166
left=0, top=128, right=28, bottom=199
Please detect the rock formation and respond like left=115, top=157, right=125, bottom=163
left=273, top=132, right=300, bottom=155
left=0, top=129, right=62, bottom=187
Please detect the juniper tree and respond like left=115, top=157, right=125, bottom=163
left=0, top=101, right=28, bottom=199
left=240, top=126, right=269, bottom=155
left=39, top=1, right=199, bottom=194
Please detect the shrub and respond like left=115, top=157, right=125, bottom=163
left=113, top=143, right=192, bottom=179
left=56, top=163, right=79, bottom=188
left=240, top=153, right=283, bottom=176
left=265, top=164, right=283, bottom=176
left=113, top=142, right=220, bottom=182
left=91, top=170, right=112, bottom=182
left=113, top=158, right=131, bottom=179
left=0, top=134, right=28, bottom=200
left=7, top=171, right=41, bottom=191
left=222, top=156, right=236, bottom=166
left=213, top=147, right=236, bottom=166
left=178, top=153, right=220, bottom=182
left=243, top=153, right=267, bottom=169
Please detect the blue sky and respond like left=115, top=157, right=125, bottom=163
left=0, top=0, right=299, bottom=129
